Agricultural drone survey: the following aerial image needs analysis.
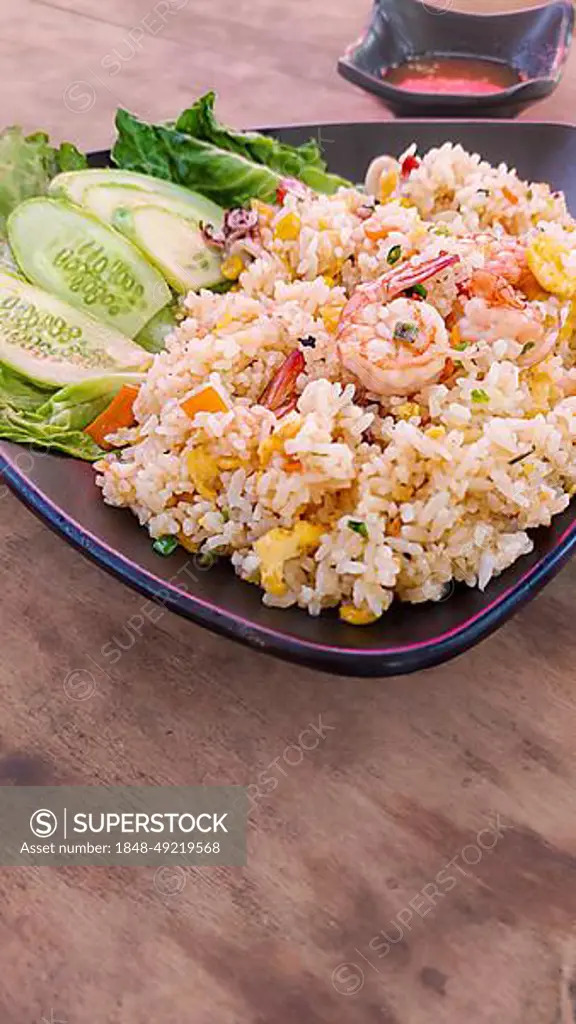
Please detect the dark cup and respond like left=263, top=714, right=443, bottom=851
left=338, top=0, right=574, bottom=117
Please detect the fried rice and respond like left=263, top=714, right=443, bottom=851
left=95, top=142, right=576, bottom=625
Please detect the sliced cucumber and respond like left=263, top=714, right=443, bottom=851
left=49, top=169, right=224, bottom=227
left=135, top=303, right=178, bottom=353
left=114, top=205, right=224, bottom=292
left=0, top=271, right=150, bottom=387
left=82, top=183, right=224, bottom=236
left=8, top=198, right=171, bottom=338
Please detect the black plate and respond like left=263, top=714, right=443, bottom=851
left=3, top=120, right=576, bottom=677
left=338, top=0, right=574, bottom=117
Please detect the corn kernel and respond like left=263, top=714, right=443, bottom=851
left=251, top=199, right=275, bottom=224
left=221, top=255, right=244, bottom=281
left=215, top=312, right=234, bottom=330
left=321, top=305, right=342, bottom=333
left=425, top=426, right=446, bottom=440
left=395, top=402, right=420, bottom=421
left=177, top=532, right=198, bottom=553
left=339, top=604, right=380, bottom=626
left=274, top=212, right=301, bottom=241
left=392, top=484, right=412, bottom=502
left=323, top=275, right=336, bottom=288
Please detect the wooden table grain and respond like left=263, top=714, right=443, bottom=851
left=2, top=1, right=576, bottom=1021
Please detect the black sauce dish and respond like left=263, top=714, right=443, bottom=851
left=338, top=0, right=574, bottom=117
left=4, top=121, right=576, bottom=678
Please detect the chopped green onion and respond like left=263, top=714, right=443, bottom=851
left=471, top=388, right=489, bottom=404
left=407, top=283, right=427, bottom=299
left=221, top=507, right=230, bottom=523
left=453, top=341, right=468, bottom=351
left=433, top=224, right=451, bottom=236
left=393, top=321, right=418, bottom=343
left=152, top=535, right=178, bottom=556
left=520, top=341, right=535, bottom=356
left=527, top=188, right=533, bottom=201
left=347, top=519, right=369, bottom=539
left=387, top=245, right=402, bottom=266
left=508, top=448, right=534, bottom=466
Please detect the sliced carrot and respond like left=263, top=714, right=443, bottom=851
left=387, top=516, right=402, bottom=537
left=502, top=186, right=519, bottom=206
left=181, top=385, right=228, bottom=419
left=450, top=324, right=461, bottom=348
left=364, top=223, right=389, bottom=241
left=85, top=384, right=139, bottom=449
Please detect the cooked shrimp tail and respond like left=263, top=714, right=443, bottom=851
left=338, top=252, right=460, bottom=335
left=259, top=349, right=305, bottom=413
left=336, top=253, right=461, bottom=398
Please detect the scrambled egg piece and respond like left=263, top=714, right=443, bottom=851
left=254, top=522, right=324, bottom=597
left=527, top=235, right=576, bottom=300
left=187, top=447, right=220, bottom=501
left=258, top=417, right=302, bottom=468
left=339, top=604, right=380, bottom=626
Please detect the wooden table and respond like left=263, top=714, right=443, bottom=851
left=2, top=1, right=576, bottom=1021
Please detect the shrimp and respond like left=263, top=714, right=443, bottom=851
left=259, top=349, right=305, bottom=417
left=336, top=252, right=460, bottom=397
left=467, top=238, right=532, bottom=309
left=460, top=238, right=560, bottom=368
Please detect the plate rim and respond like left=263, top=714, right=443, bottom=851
left=4, top=119, right=576, bottom=677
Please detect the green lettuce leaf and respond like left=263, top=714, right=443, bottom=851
left=0, top=127, right=87, bottom=235
left=113, top=109, right=282, bottom=205
left=0, top=365, right=143, bottom=460
left=37, top=373, right=144, bottom=430
left=134, top=303, right=178, bottom=353
left=174, top=91, right=348, bottom=193
left=112, top=99, right=351, bottom=206
left=0, top=406, right=103, bottom=459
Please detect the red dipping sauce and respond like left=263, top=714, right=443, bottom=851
left=383, top=56, right=522, bottom=95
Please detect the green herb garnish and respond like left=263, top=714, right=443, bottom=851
left=393, top=321, right=418, bottom=343
left=153, top=535, right=179, bottom=556
left=347, top=519, right=369, bottom=539
left=387, top=245, right=402, bottom=266
left=407, top=283, right=427, bottom=299
left=471, top=389, right=489, bottom=404
left=453, top=341, right=468, bottom=351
